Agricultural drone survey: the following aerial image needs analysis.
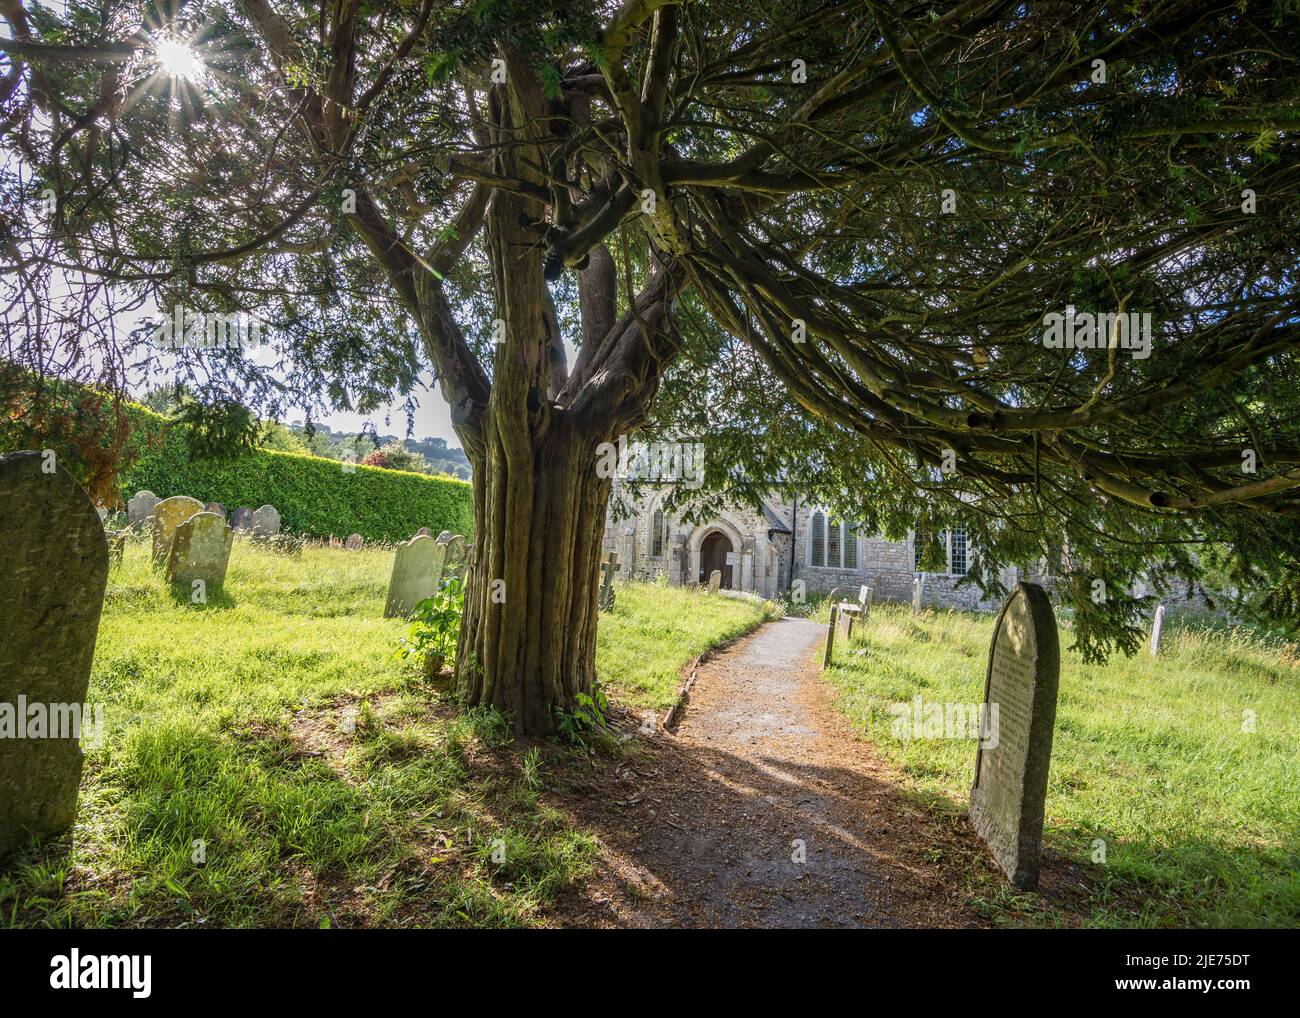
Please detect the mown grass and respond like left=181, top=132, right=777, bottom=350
left=822, top=602, right=1300, bottom=928
left=0, top=538, right=757, bottom=928
left=596, top=581, right=772, bottom=710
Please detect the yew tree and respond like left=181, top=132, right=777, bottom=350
left=3, top=0, right=1298, bottom=731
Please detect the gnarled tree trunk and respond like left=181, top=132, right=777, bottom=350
left=457, top=413, right=614, bottom=734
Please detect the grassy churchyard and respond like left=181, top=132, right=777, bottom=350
left=822, top=605, right=1300, bottom=929
left=0, top=535, right=766, bottom=928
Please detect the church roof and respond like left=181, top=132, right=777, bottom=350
left=761, top=500, right=793, bottom=534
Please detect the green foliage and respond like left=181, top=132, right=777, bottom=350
left=394, top=575, right=466, bottom=674
left=119, top=408, right=473, bottom=543
left=823, top=603, right=1300, bottom=928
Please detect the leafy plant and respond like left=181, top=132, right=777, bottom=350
left=393, top=575, right=466, bottom=676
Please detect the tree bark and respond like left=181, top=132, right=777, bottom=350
left=457, top=412, right=613, bottom=734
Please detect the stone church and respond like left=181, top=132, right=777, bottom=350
left=602, top=481, right=1002, bottom=611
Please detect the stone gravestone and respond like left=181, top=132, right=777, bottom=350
left=445, top=534, right=468, bottom=578
left=150, top=495, right=204, bottom=564
left=912, top=574, right=925, bottom=614
left=230, top=508, right=254, bottom=532
left=251, top=505, right=281, bottom=539
left=708, top=569, right=721, bottom=593
left=204, top=502, right=227, bottom=521
left=415, top=527, right=432, bottom=539
left=823, top=603, right=840, bottom=669
left=345, top=533, right=364, bottom=551
left=127, top=490, right=159, bottom=526
left=165, top=512, right=235, bottom=599
left=969, top=582, right=1060, bottom=890
left=1149, top=604, right=1166, bottom=656
left=0, top=451, right=110, bottom=856
left=599, top=551, right=619, bottom=612
left=385, top=534, right=449, bottom=618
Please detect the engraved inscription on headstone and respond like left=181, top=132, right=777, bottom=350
left=969, top=582, right=1060, bottom=890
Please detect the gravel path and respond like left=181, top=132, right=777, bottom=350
left=555, top=617, right=993, bottom=928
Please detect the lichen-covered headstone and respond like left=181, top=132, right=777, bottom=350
left=230, top=508, right=254, bottom=532
left=385, top=534, right=449, bottom=618
left=345, top=533, right=364, bottom=551
left=445, top=534, right=468, bottom=577
left=150, top=495, right=204, bottom=564
left=165, top=512, right=234, bottom=599
left=969, top=582, right=1060, bottom=890
left=127, top=490, right=159, bottom=526
left=708, top=569, right=721, bottom=593
left=250, top=505, right=280, bottom=538
left=204, top=502, right=227, bottom=521
left=0, top=451, right=109, bottom=856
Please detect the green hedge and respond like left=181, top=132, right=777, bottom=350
left=118, top=414, right=474, bottom=544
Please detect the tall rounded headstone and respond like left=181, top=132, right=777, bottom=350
left=166, top=512, right=235, bottom=597
left=0, top=451, right=110, bottom=856
left=150, top=496, right=204, bottom=564
left=127, top=490, right=159, bottom=526
left=969, top=582, right=1060, bottom=890
left=230, top=508, right=254, bottom=532
left=251, top=505, right=280, bottom=538
left=385, top=534, right=449, bottom=618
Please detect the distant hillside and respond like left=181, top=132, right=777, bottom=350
left=276, top=422, right=473, bottom=480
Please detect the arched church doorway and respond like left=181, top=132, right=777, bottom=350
left=699, top=531, right=734, bottom=589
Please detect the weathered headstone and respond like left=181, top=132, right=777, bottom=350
left=599, top=551, right=619, bottom=612
left=969, top=582, right=1060, bottom=890
left=150, top=495, right=204, bottom=564
left=251, top=505, right=280, bottom=537
left=204, top=502, right=227, bottom=521
left=1149, top=603, right=1166, bottom=656
left=251, top=505, right=281, bottom=538
left=127, top=490, right=159, bottom=526
left=230, top=508, right=254, bottom=532
left=823, top=603, right=839, bottom=668
left=385, top=535, right=448, bottom=618
left=415, top=527, right=432, bottom=539
left=708, top=569, right=721, bottom=593
left=345, top=533, right=364, bottom=551
left=0, top=451, right=110, bottom=856
left=165, top=512, right=234, bottom=598
left=912, top=574, right=925, bottom=614
left=445, top=534, right=468, bottom=577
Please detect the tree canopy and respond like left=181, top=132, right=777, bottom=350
left=3, top=0, right=1299, bottom=672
